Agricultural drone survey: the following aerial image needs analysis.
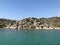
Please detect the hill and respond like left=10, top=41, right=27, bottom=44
left=0, top=17, right=60, bottom=29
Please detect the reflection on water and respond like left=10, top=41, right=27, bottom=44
left=0, top=28, right=60, bottom=45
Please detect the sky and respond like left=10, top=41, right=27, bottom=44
left=0, top=0, right=60, bottom=20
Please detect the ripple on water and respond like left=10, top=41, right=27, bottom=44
left=0, top=28, right=60, bottom=45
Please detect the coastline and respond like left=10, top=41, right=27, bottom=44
left=0, top=17, right=60, bottom=30
left=3, top=27, right=60, bottom=30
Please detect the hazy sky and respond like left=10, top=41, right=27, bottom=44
left=0, top=0, right=60, bottom=20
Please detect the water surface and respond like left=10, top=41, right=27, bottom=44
left=0, top=28, right=60, bottom=45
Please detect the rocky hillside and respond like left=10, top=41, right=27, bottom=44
left=0, top=18, right=16, bottom=28
left=0, top=17, right=60, bottom=29
left=20, top=17, right=60, bottom=27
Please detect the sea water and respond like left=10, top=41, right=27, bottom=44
left=0, top=28, right=60, bottom=45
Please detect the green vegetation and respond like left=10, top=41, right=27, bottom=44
left=30, top=25, right=36, bottom=29
left=0, top=17, right=60, bottom=29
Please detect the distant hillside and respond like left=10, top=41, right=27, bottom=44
left=0, top=17, right=60, bottom=29
left=0, top=18, right=16, bottom=28
left=21, top=17, right=60, bottom=27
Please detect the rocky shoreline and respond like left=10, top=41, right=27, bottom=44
left=3, top=26, right=60, bottom=30
left=0, top=17, right=60, bottom=30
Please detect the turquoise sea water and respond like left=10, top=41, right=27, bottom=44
left=0, top=28, right=60, bottom=45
